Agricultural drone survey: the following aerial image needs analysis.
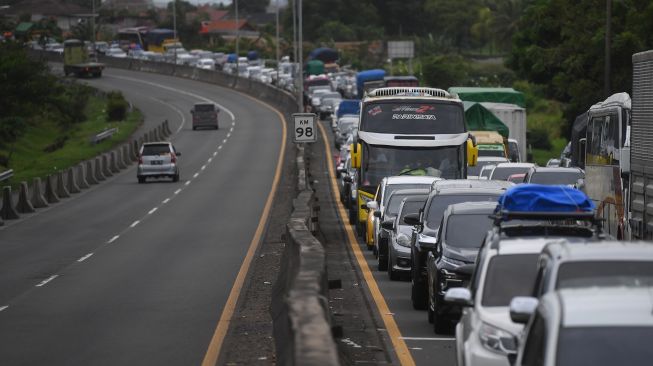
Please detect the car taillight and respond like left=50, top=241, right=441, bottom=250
left=138, top=155, right=143, bottom=164
left=171, top=155, right=177, bottom=164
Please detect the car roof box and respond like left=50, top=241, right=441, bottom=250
left=494, top=184, right=595, bottom=221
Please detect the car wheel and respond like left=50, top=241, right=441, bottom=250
left=215, top=125, right=219, bottom=130
left=433, top=309, right=450, bottom=334
left=192, top=126, right=197, bottom=130
left=173, top=173, right=180, bottom=182
left=348, top=205, right=356, bottom=225
left=377, top=247, right=388, bottom=271
left=137, top=176, right=145, bottom=184
left=387, top=253, right=400, bottom=281
left=427, top=278, right=435, bottom=323
left=411, top=279, right=427, bottom=310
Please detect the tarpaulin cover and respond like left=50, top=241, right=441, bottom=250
left=464, top=101, right=510, bottom=138
left=308, top=47, right=339, bottom=63
left=496, top=184, right=595, bottom=213
left=247, top=50, right=259, bottom=60
left=226, top=53, right=237, bottom=63
left=306, top=60, right=324, bottom=75
left=337, top=99, right=360, bottom=118
left=449, top=87, right=526, bottom=108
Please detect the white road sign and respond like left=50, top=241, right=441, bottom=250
left=388, top=41, right=415, bottom=59
left=292, top=113, right=317, bottom=143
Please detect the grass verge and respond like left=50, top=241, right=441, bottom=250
left=4, top=95, right=142, bottom=187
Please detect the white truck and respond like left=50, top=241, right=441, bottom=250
left=481, top=102, right=527, bottom=162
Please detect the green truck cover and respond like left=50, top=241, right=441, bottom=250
left=449, top=87, right=526, bottom=108
left=306, top=59, right=324, bottom=75
left=463, top=101, right=509, bottom=138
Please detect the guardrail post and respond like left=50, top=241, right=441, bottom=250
left=121, top=145, right=131, bottom=167
left=164, top=120, right=172, bottom=136
left=158, top=125, right=165, bottom=140
left=44, top=175, right=59, bottom=204
left=66, top=168, right=81, bottom=194
left=56, top=171, right=70, bottom=198
left=1, top=186, right=20, bottom=220
left=86, top=160, right=98, bottom=185
left=77, top=163, right=90, bottom=189
left=15, top=181, right=35, bottom=213
left=31, top=177, right=48, bottom=208
left=101, top=154, right=113, bottom=177
left=94, top=157, right=106, bottom=182
left=109, top=151, right=120, bottom=173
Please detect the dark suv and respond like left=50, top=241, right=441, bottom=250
left=191, top=102, right=219, bottom=130
left=426, top=201, right=497, bottom=332
left=405, top=180, right=512, bottom=310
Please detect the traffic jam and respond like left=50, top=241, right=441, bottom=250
left=320, top=49, right=653, bottom=366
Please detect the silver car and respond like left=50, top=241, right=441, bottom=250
left=384, top=193, right=429, bottom=280
left=137, top=142, right=181, bottom=183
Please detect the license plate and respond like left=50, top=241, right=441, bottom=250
left=151, top=160, right=163, bottom=165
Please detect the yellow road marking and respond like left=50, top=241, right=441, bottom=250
left=317, top=122, right=416, bottom=366
left=201, top=94, right=287, bottom=366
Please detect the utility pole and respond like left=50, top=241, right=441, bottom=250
left=91, top=0, right=96, bottom=58
left=604, top=0, right=612, bottom=97
left=173, top=0, right=177, bottom=65
left=292, top=0, right=297, bottom=77
left=275, top=0, right=280, bottom=83
left=297, top=0, right=303, bottom=112
left=235, top=0, right=239, bottom=77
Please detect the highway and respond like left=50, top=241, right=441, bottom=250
left=0, top=68, right=285, bottom=364
left=317, top=120, right=455, bottom=366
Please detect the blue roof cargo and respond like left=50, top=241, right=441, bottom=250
left=308, top=47, right=339, bottom=63
left=496, top=184, right=595, bottom=213
left=356, top=69, right=386, bottom=98
left=337, top=99, right=360, bottom=118
left=247, top=50, right=259, bottom=60
left=227, top=53, right=237, bottom=63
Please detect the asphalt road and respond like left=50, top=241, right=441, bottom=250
left=318, top=119, right=456, bottom=366
left=0, top=68, right=284, bottom=365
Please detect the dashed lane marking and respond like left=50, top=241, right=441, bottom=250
left=201, top=165, right=206, bottom=171
left=174, top=189, right=182, bottom=195
left=0, top=306, right=8, bottom=312
left=162, top=198, right=170, bottom=204
left=77, top=253, right=94, bottom=262
left=108, top=235, right=120, bottom=244
left=130, top=220, right=140, bottom=228
left=148, top=207, right=158, bottom=215
left=185, top=180, right=191, bottom=186
left=35, top=275, right=58, bottom=287
left=193, top=172, right=199, bottom=178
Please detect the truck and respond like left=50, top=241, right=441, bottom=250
left=356, top=69, right=386, bottom=98
left=629, top=49, right=653, bottom=240
left=63, top=39, right=104, bottom=78
left=449, top=87, right=527, bottom=161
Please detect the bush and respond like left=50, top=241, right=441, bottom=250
left=421, top=54, right=470, bottom=89
left=106, top=91, right=128, bottom=121
left=529, top=126, right=552, bottom=150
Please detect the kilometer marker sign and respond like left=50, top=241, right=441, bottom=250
left=292, top=113, right=317, bottom=143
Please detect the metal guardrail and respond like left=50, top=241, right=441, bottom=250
left=0, top=169, right=13, bottom=182
left=90, top=128, right=118, bottom=144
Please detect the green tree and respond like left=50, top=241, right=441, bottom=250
left=424, top=0, right=484, bottom=51
left=422, top=54, right=470, bottom=89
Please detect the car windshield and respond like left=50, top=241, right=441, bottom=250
left=445, top=214, right=494, bottom=248
left=142, top=144, right=171, bottom=156
left=556, top=261, right=653, bottom=288
left=361, top=144, right=463, bottom=187
left=194, top=104, right=215, bottom=112
left=481, top=254, right=539, bottom=306
left=530, top=171, right=583, bottom=185
left=556, top=326, right=653, bottom=366
left=491, top=166, right=531, bottom=180
left=399, top=199, right=427, bottom=223
left=360, top=101, right=465, bottom=134
left=384, top=184, right=430, bottom=207
left=386, top=194, right=426, bottom=217
left=468, top=160, right=507, bottom=176
left=425, top=194, right=499, bottom=228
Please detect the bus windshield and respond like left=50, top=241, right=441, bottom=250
left=361, top=144, right=463, bottom=187
left=361, top=101, right=464, bottom=134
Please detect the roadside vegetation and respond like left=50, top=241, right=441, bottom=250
left=0, top=42, right=141, bottom=186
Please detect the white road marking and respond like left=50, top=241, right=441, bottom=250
left=77, top=253, right=94, bottom=262
left=148, top=207, right=158, bottom=214
left=218, top=146, right=222, bottom=150
left=108, top=235, right=120, bottom=244
left=229, top=127, right=233, bottom=132
left=227, top=133, right=231, bottom=138
left=185, top=180, right=191, bottom=186
left=207, top=158, right=212, bottom=163
left=0, top=306, right=8, bottom=312
left=174, top=189, right=182, bottom=194
left=399, top=337, right=455, bottom=341
left=36, top=275, right=58, bottom=287
left=193, top=172, right=199, bottom=178
left=162, top=198, right=170, bottom=204
left=201, top=165, right=206, bottom=170
left=130, top=220, right=140, bottom=228
left=223, top=139, right=227, bottom=143
left=213, top=151, right=218, bottom=156
left=151, top=97, right=187, bottom=134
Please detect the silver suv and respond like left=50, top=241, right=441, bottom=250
left=137, top=142, right=181, bottom=183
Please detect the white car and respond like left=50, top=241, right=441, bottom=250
left=196, top=58, right=216, bottom=70
left=488, top=162, right=536, bottom=181
left=105, top=48, right=127, bottom=58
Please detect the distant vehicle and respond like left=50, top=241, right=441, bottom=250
left=356, top=69, right=386, bottom=98
left=191, top=103, right=219, bottom=130
left=104, top=48, right=127, bottom=58
left=479, top=164, right=496, bottom=180
left=196, top=58, right=215, bottom=70
left=334, top=115, right=359, bottom=148
left=511, top=286, right=653, bottom=366
left=63, top=39, right=104, bottom=77
left=385, top=194, right=429, bottom=280
left=470, top=131, right=507, bottom=158
left=467, top=157, right=509, bottom=179
left=384, top=75, right=419, bottom=88
left=176, top=53, right=199, bottom=66
left=489, top=162, right=535, bottom=181
left=316, top=92, right=342, bottom=120
left=137, top=142, right=181, bottom=183
left=523, top=166, right=585, bottom=186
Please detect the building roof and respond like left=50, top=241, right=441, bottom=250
left=199, top=19, right=255, bottom=34
left=5, top=0, right=90, bottom=16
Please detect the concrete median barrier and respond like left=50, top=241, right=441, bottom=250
left=44, top=175, right=59, bottom=204
left=120, top=145, right=130, bottom=167
left=86, top=160, right=99, bottom=185
left=101, top=154, right=112, bottom=177
left=31, top=177, right=48, bottom=208
left=109, top=151, right=120, bottom=173
left=94, top=157, right=106, bottom=182
left=55, top=171, right=70, bottom=199
left=77, top=164, right=90, bottom=189
left=66, top=168, right=81, bottom=194
left=15, top=182, right=35, bottom=214
left=1, top=186, right=20, bottom=220
left=131, top=140, right=139, bottom=161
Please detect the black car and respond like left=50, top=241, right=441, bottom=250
left=426, top=201, right=497, bottom=333
left=405, top=180, right=511, bottom=310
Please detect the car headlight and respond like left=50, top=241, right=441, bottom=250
left=396, top=233, right=411, bottom=247
left=478, top=322, right=517, bottom=355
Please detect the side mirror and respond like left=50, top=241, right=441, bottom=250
left=373, top=210, right=381, bottom=218
left=366, top=201, right=378, bottom=210
left=444, top=287, right=473, bottom=306
left=350, top=143, right=361, bottom=168
left=403, top=213, right=421, bottom=226
left=175, top=151, right=181, bottom=156
left=467, top=138, right=478, bottom=167
left=381, top=219, right=394, bottom=230
left=509, top=296, right=538, bottom=324
left=417, top=235, right=437, bottom=250
left=343, top=176, right=352, bottom=183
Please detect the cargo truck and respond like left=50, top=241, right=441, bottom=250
left=63, top=39, right=104, bottom=78
left=629, top=49, right=653, bottom=240
left=356, top=69, right=386, bottom=98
